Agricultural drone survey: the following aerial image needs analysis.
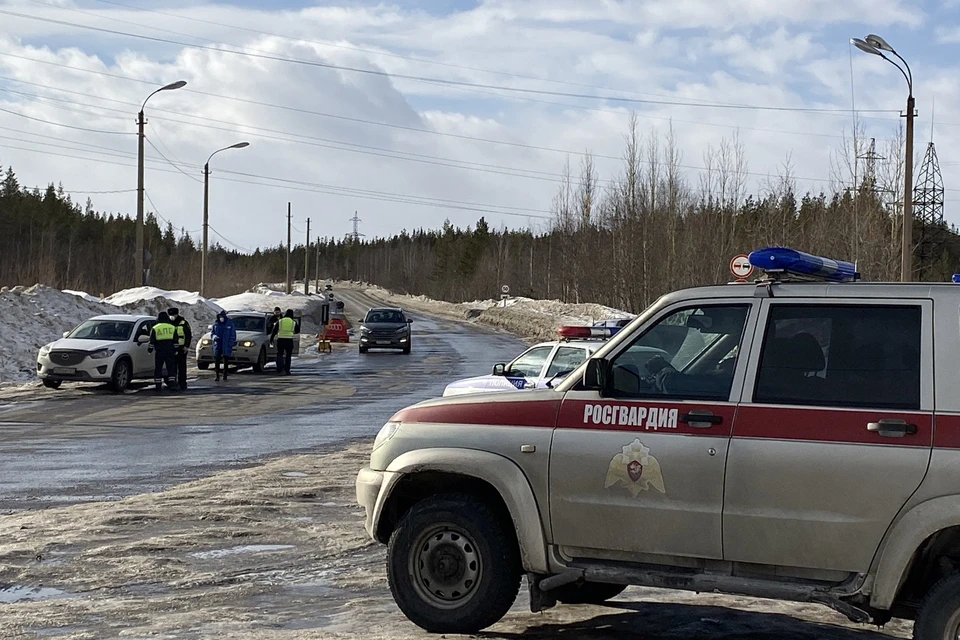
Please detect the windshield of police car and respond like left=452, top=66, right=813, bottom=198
left=232, top=316, right=267, bottom=333
left=67, top=320, right=134, bottom=341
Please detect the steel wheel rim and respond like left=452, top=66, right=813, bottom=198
left=409, top=524, right=482, bottom=610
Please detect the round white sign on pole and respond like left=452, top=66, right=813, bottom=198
left=501, top=284, right=510, bottom=294
left=730, top=254, right=754, bottom=280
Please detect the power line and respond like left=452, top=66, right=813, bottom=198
left=144, top=137, right=203, bottom=183
left=24, top=185, right=137, bottom=195
left=0, top=7, right=899, bottom=115
left=0, top=104, right=134, bottom=135
left=208, top=224, right=252, bottom=253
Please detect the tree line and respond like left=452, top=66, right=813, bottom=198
left=2, top=116, right=957, bottom=312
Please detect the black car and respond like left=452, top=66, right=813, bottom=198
left=359, top=307, right=413, bottom=354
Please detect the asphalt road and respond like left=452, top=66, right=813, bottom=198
left=0, top=288, right=525, bottom=513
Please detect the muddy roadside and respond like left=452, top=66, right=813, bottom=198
left=0, top=443, right=915, bottom=639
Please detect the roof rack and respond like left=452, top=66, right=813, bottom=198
left=748, top=247, right=861, bottom=283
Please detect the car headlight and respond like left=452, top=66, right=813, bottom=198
left=360, top=325, right=370, bottom=333
left=395, top=326, right=407, bottom=333
left=240, top=340, right=256, bottom=348
left=89, top=349, right=116, bottom=360
left=200, top=338, right=212, bottom=346
left=39, top=343, right=53, bottom=356
left=374, top=422, right=400, bottom=450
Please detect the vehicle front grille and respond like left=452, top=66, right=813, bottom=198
left=48, top=350, right=87, bottom=366
left=369, top=329, right=399, bottom=339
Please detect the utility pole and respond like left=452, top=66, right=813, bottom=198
left=285, top=203, right=291, bottom=294
left=304, top=218, right=311, bottom=295
left=903, top=94, right=916, bottom=282
left=315, top=240, right=321, bottom=294
left=136, top=109, right=145, bottom=287
left=201, top=161, right=210, bottom=297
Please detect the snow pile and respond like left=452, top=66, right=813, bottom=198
left=335, top=281, right=634, bottom=342
left=103, top=287, right=223, bottom=312
left=0, top=285, right=220, bottom=384
left=63, top=290, right=102, bottom=303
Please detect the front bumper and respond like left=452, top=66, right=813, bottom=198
left=356, top=466, right=386, bottom=539
left=359, top=335, right=409, bottom=348
left=37, top=355, right=114, bottom=382
left=196, top=344, right=261, bottom=364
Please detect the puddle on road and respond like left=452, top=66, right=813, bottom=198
left=188, top=544, right=295, bottom=560
left=281, top=471, right=309, bottom=478
left=0, top=584, right=71, bottom=604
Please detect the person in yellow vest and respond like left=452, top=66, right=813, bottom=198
left=149, top=311, right=180, bottom=391
left=271, top=309, right=296, bottom=375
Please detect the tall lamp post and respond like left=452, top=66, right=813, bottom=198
left=201, top=142, right=250, bottom=296
left=851, top=34, right=915, bottom=282
left=137, top=80, right=187, bottom=287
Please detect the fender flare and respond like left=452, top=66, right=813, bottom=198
left=373, top=447, right=550, bottom=574
left=871, top=495, right=960, bottom=609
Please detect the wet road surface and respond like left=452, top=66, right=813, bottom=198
left=0, top=288, right=524, bottom=512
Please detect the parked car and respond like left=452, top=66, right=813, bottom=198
left=195, top=310, right=301, bottom=372
left=37, top=314, right=157, bottom=392
left=358, top=307, right=412, bottom=354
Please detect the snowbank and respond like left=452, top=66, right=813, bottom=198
left=63, top=290, right=102, bottom=303
left=104, top=287, right=223, bottom=312
left=334, top=281, right=634, bottom=343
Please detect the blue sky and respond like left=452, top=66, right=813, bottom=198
left=1, top=0, right=958, bottom=249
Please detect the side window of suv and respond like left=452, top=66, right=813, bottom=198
left=754, top=305, right=921, bottom=410
left=608, top=305, right=750, bottom=400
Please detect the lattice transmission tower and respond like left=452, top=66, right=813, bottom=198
left=913, top=141, right=945, bottom=280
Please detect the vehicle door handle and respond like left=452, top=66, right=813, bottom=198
left=867, top=419, right=918, bottom=438
left=680, top=410, right=723, bottom=428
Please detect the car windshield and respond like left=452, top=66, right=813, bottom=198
left=232, top=316, right=266, bottom=332
left=365, top=310, right=404, bottom=324
left=67, top=320, right=134, bottom=341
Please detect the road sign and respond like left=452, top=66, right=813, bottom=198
left=501, top=284, right=510, bottom=294
left=730, top=254, right=754, bottom=281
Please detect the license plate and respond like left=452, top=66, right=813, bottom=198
left=376, top=340, right=390, bottom=345
left=53, top=367, right=75, bottom=375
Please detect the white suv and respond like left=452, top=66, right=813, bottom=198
left=37, top=315, right=158, bottom=392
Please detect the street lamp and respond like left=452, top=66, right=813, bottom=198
left=201, top=142, right=250, bottom=296
left=851, top=35, right=915, bottom=282
left=136, top=80, right=187, bottom=287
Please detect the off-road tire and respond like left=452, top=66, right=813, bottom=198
left=42, top=379, right=61, bottom=390
left=252, top=347, right=267, bottom=373
left=197, top=362, right=210, bottom=370
left=402, top=343, right=411, bottom=354
left=915, top=573, right=960, bottom=640
left=386, top=493, right=521, bottom=633
left=110, top=357, right=131, bottom=393
left=551, top=581, right=627, bottom=605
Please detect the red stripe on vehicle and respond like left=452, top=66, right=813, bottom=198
left=933, top=414, right=960, bottom=449
left=734, top=405, right=933, bottom=447
left=391, top=400, right=561, bottom=428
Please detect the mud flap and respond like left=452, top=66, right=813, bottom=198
left=528, top=574, right=557, bottom=613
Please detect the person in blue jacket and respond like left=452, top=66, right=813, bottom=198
left=211, top=310, right=236, bottom=382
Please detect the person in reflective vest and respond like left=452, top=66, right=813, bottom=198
left=211, top=310, right=237, bottom=382
left=149, top=311, right=180, bottom=391
left=168, top=307, right=192, bottom=391
left=272, top=309, right=296, bottom=375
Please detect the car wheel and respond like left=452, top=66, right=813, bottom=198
left=387, top=493, right=521, bottom=634
left=42, top=379, right=62, bottom=390
left=252, top=347, right=267, bottom=373
left=359, top=346, right=368, bottom=354
left=197, top=362, right=210, bottom=370
left=551, top=581, right=627, bottom=605
left=915, top=573, right=960, bottom=640
left=110, top=358, right=131, bottom=393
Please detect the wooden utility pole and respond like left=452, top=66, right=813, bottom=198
left=304, top=218, right=311, bottom=295
left=285, top=202, right=291, bottom=294
left=315, top=240, right=320, bottom=294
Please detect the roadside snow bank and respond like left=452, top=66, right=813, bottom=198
left=334, top=281, right=634, bottom=342
left=103, top=287, right=223, bottom=312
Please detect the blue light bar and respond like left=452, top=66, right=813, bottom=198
left=952, top=274, right=960, bottom=284
left=748, top=247, right=858, bottom=282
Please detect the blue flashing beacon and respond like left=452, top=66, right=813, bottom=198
left=748, top=247, right=858, bottom=282
left=952, top=274, right=960, bottom=284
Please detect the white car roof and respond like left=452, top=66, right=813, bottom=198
left=89, top=314, right=154, bottom=321
left=529, top=339, right=605, bottom=351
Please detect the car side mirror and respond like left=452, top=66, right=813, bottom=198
left=407, top=318, right=413, bottom=324
left=62, top=331, right=70, bottom=338
left=137, top=335, right=150, bottom=344
left=492, top=363, right=506, bottom=376
left=583, top=358, right=609, bottom=394
left=207, top=324, right=213, bottom=330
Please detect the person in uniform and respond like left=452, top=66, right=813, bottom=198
left=168, top=307, right=192, bottom=391
left=272, top=309, right=296, bottom=375
left=211, top=310, right=236, bottom=382
left=149, top=311, right=179, bottom=391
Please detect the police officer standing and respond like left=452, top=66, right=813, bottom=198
left=272, top=309, right=296, bottom=375
left=149, top=311, right=179, bottom=391
left=168, top=307, right=192, bottom=391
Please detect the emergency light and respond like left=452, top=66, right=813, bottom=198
left=748, top=247, right=859, bottom=282
left=557, top=325, right=620, bottom=339
left=953, top=274, right=960, bottom=284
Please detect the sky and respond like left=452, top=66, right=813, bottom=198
left=0, top=0, right=958, bottom=252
